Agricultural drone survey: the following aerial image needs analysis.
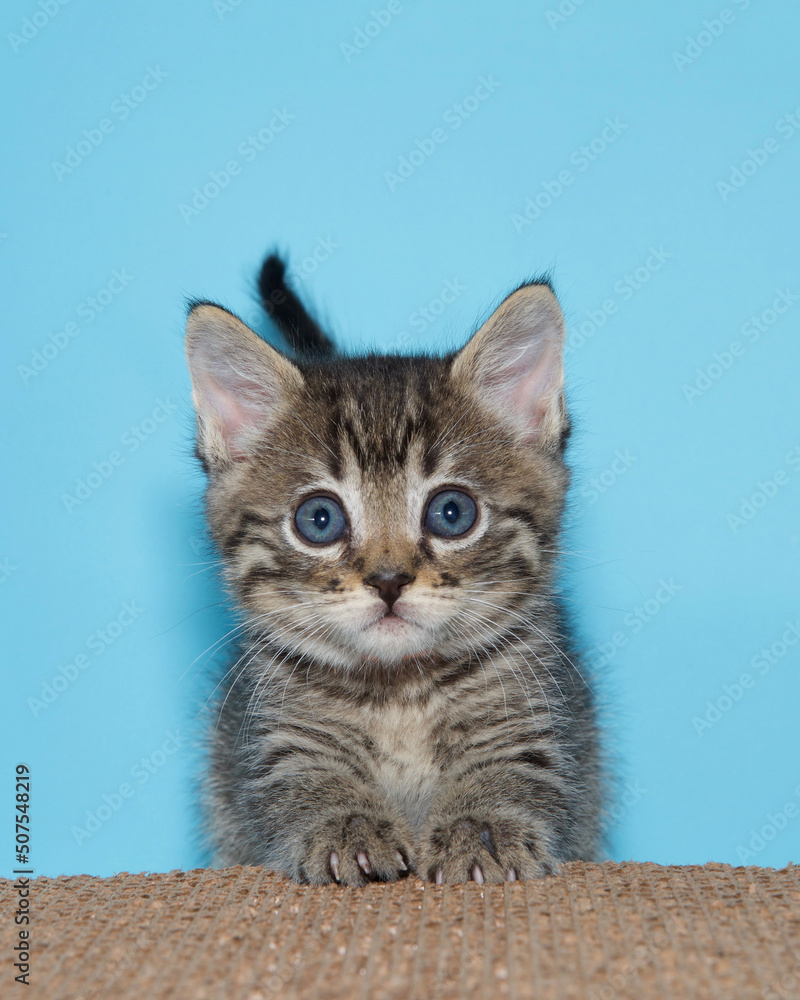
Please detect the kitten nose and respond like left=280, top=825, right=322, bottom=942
left=364, top=572, right=415, bottom=611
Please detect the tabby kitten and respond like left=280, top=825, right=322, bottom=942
left=187, top=254, right=601, bottom=885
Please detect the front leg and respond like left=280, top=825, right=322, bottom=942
left=245, top=767, right=414, bottom=887
left=419, top=767, right=571, bottom=884
left=299, top=795, right=413, bottom=886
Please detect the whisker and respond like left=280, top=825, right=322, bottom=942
left=461, top=594, right=594, bottom=697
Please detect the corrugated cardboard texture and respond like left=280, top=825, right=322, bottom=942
left=3, top=862, right=799, bottom=999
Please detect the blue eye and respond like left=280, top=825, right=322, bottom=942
left=295, top=496, right=347, bottom=544
left=425, top=490, right=477, bottom=538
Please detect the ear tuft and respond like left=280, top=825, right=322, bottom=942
left=451, top=283, right=567, bottom=450
left=185, top=304, right=303, bottom=466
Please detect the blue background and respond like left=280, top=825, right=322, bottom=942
left=2, top=0, right=798, bottom=878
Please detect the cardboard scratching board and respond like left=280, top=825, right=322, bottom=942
left=3, top=861, right=799, bottom=999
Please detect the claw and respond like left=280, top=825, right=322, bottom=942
left=330, top=851, right=340, bottom=882
left=506, top=867, right=517, bottom=882
left=472, top=864, right=485, bottom=885
left=395, top=850, right=408, bottom=871
left=435, top=867, right=443, bottom=884
left=357, top=850, right=371, bottom=874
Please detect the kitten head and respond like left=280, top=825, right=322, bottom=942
left=185, top=281, right=570, bottom=673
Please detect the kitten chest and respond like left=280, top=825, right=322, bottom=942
left=365, top=701, right=442, bottom=830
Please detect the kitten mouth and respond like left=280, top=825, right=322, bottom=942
left=373, top=612, right=409, bottom=631
left=358, top=609, right=435, bottom=664
left=363, top=610, right=423, bottom=636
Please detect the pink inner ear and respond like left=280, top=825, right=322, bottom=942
left=526, top=347, right=559, bottom=421
left=501, top=337, right=561, bottom=434
left=194, top=366, right=267, bottom=459
left=451, top=284, right=566, bottom=447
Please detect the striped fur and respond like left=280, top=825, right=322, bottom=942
left=187, top=272, right=602, bottom=885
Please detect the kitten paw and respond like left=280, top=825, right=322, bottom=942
left=301, top=813, right=412, bottom=886
left=421, top=816, right=556, bottom=884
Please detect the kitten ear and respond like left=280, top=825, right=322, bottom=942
left=185, top=303, right=303, bottom=465
left=451, top=283, right=567, bottom=450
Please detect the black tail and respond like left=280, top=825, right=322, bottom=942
left=257, top=253, right=336, bottom=357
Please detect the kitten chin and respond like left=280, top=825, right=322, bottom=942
left=188, top=255, right=602, bottom=885
left=354, top=614, right=435, bottom=664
